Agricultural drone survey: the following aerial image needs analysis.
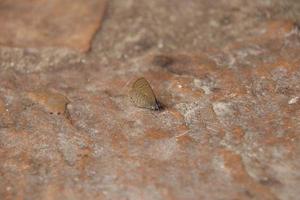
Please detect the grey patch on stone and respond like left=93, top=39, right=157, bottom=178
left=288, top=96, right=299, bottom=104
left=58, top=132, right=79, bottom=165
left=212, top=102, right=234, bottom=117
left=147, top=138, right=177, bottom=161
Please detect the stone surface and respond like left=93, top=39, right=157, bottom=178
left=0, top=0, right=300, bottom=200
left=0, top=0, right=107, bottom=52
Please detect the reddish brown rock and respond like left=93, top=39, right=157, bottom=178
left=1, top=0, right=300, bottom=200
left=264, top=20, right=297, bottom=39
left=0, top=0, right=107, bottom=52
left=219, top=149, right=279, bottom=200
left=145, top=129, right=172, bottom=140
left=175, top=134, right=195, bottom=146
left=0, top=97, right=13, bottom=128
left=0, top=98, right=5, bottom=114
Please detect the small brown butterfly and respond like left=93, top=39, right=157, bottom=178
left=129, top=77, right=162, bottom=110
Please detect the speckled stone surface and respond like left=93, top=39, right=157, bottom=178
left=0, top=1, right=300, bottom=200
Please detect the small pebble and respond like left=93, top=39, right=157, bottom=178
left=288, top=96, right=299, bottom=105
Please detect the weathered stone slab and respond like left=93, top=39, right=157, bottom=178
left=0, top=0, right=107, bottom=52
left=0, top=0, right=300, bottom=200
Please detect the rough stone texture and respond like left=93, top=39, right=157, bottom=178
left=0, top=0, right=107, bottom=52
left=0, top=0, right=300, bottom=200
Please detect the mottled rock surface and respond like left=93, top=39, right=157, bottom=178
left=0, top=0, right=300, bottom=200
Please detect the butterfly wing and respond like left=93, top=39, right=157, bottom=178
left=129, top=77, right=158, bottom=109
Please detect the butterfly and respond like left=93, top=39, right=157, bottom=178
left=129, top=77, right=162, bottom=111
